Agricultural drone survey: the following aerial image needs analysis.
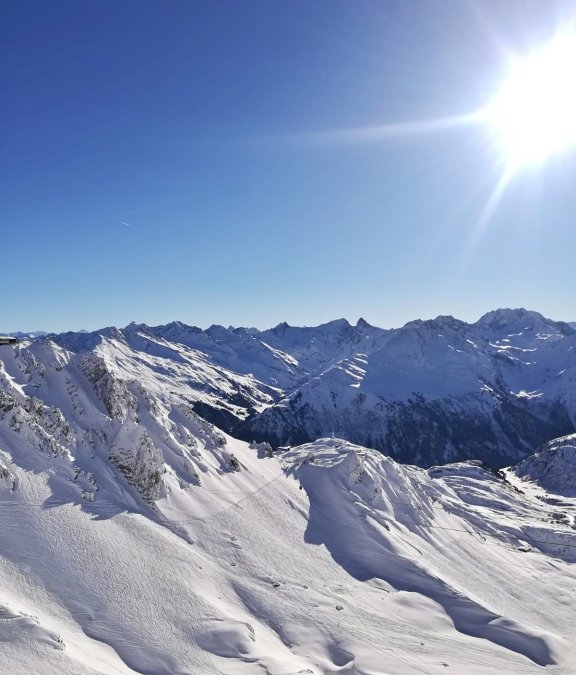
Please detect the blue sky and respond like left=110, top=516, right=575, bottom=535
left=2, top=1, right=575, bottom=332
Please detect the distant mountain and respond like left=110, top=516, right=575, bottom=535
left=5, top=330, right=48, bottom=338
left=239, top=308, right=576, bottom=466
left=3, top=308, right=575, bottom=468
left=511, top=433, right=576, bottom=496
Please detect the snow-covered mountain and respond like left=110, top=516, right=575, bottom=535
left=2, top=319, right=576, bottom=673
left=1, top=425, right=575, bottom=673
left=512, top=433, right=576, bottom=497
left=5, top=330, right=48, bottom=338
left=3, top=307, right=573, bottom=469
left=241, top=309, right=576, bottom=466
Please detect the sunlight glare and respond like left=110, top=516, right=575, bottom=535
left=488, top=34, right=576, bottom=168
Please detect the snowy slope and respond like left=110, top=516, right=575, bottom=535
left=1, top=328, right=576, bottom=672
left=49, top=326, right=283, bottom=430
left=511, top=433, right=576, bottom=497
left=52, top=317, right=391, bottom=401
left=4, top=307, right=576, bottom=468
left=1, top=399, right=576, bottom=675
left=241, top=309, right=576, bottom=466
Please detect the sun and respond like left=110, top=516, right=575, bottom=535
left=488, top=34, right=576, bottom=168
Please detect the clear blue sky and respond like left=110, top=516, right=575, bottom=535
left=2, top=1, right=575, bottom=333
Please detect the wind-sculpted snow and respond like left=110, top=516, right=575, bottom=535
left=1, top=310, right=576, bottom=671
left=1, top=425, right=575, bottom=673
left=285, top=440, right=575, bottom=667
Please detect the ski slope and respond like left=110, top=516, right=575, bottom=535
left=1, top=430, right=575, bottom=673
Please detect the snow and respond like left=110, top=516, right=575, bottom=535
left=1, top=417, right=576, bottom=672
left=27, top=307, right=576, bottom=471
left=510, top=433, right=576, bottom=497
left=1, top=312, right=576, bottom=673
left=241, top=310, right=576, bottom=465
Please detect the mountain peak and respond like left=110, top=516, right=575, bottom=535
left=320, top=318, right=351, bottom=330
left=476, top=308, right=546, bottom=327
left=271, top=321, right=291, bottom=335
left=431, top=315, right=468, bottom=329
left=207, top=324, right=229, bottom=333
left=402, top=315, right=467, bottom=332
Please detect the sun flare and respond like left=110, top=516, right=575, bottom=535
left=488, top=34, right=576, bottom=168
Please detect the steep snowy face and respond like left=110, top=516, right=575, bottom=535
left=130, top=321, right=302, bottom=390
left=240, top=312, right=576, bottom=466
left=131, top=317, right=390, bottom=390
left=51, top=327, right=283, bottom=428
left=51, top=319, right=391, bottom=407
left=511, top=433, right=576, bottom=496
left=0, top=338, right=249, bottom=506
left=44, top=319, right=394, bottom=433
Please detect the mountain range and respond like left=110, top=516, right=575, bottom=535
left=24, top=307, right=576, bottom=468
left=1, top=308, right=576, bottom=673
